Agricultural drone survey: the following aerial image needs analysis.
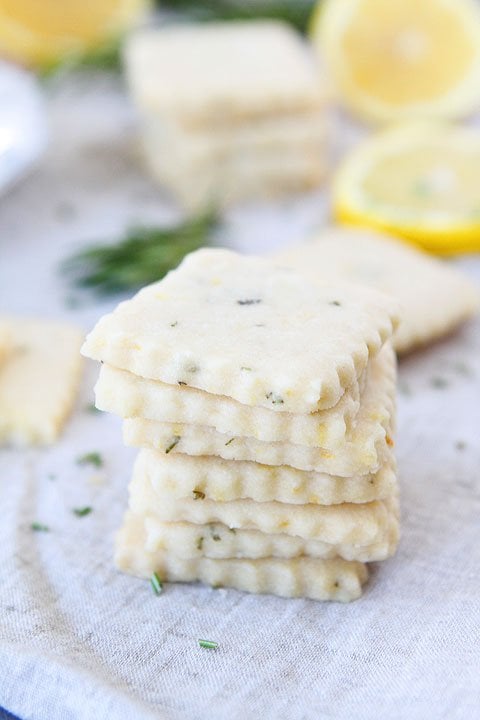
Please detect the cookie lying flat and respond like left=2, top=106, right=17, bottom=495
left=0, top=318, right=83, bottom=445
left=138, top=447, right=397, bottom=505
left=122, top=339, right=396, bottom=477
left=95, top=357, right=368, bottom=451
left=142, top=514, right=399, bottom=563
left=82, top=249, right=399, bottom=414
left=125, top=22, right=327, bottom=130
left=116, top=512, right=369, bottom=602
left=141, top=113, right=329, bottom=211
left=124, top=414, right=394, bottom=476
left=275, top=227, right=480, bottom=353
left=129, top=460, right=398, bottom=546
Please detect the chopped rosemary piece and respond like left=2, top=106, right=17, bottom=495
left=73, top=506, right=93, bottom=517
left=61, top=213, right=217, bottom=296
left=212, top=533, right=221, bottom=542
left=170, top=321, right=178, bottom=327
left=178, top=381, right=187, bottom=386
left=197, top=536, right=204, bottom=551
left=431, top=376, right=449, bottom=389
left=237, top=298, right=262, bottom=305
left=165, top=436, right=181, bottom=454
left=240, top=367, right=252, bottom=371
left=329, top=300, right=341, bottom=307
left=192, top=489, right=206, bottom=500
left=266, top=392, right=284, bottom=405
left=150, top=572, right=163, bottom=595
left=225, top=437, right=235, bottom=446
left=85, top=403, right=100, bottom=414
left=198, top=639, right=218, bottom=650
left=228, top=527, right=237, bottom=534
left=76, top=452, right=103, bottom=468
left=31, top=522, right=49, bottom=532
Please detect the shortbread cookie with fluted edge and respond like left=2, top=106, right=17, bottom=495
left=275, top=227, right=480, bottom=353
left=138, top=447, right=397, bottom=505
left=0, top=318, right=83, bottom=445
left=141, top=513, right=399, bottom=562
left=122, top=339, right=396, bottom=476
left=116, top=512, right=369, bottom=602
left=95, top=352, right=369, bottom=450
left=81, top=249, right=399, bottom=414
left=128, top=459, right=399, bottom=546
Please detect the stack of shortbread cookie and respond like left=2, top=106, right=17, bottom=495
left=124, top=21, right=329, bottom=212
left=82, top=249, right=400, bottom=602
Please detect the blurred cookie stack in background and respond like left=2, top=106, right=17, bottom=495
left=124, top=21, right=330, bottom=212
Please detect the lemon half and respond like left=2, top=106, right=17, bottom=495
left=333, top=123, right=480, bottom=254
left=312, top=0, right=480, bottom=123
left=0, top=0, right=149, bottom=68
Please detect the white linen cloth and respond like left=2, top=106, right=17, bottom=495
left=1, top=77, right=479, bottom=720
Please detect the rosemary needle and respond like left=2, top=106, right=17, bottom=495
left=198, top=639, right=218, bottom=650
left=150, top=572, right=164, bottom=595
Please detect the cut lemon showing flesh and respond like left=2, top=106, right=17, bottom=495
left=311, top=0, right=480, bottom=123
left=333, top=124, right=480, bottom=254
left=0, top=0, right=149, bottom=69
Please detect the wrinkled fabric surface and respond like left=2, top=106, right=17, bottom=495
left=1, top=77, right=479, bottom=720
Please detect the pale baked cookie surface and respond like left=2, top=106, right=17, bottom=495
left=122, top=341, right=395, bottom=476
left=82, top=249, right=398, bottom=414
left=125, top=21, right=327, bottom=129
left=128, top=459, right=399, bottom=547
left=0, top=318, right=83, bottom=445
left=115, top=511, right=369, bottom=602
left=137, top=447, right=397, bottom=506
left=275, top=227, right=479, bottom=353
left=94, top=358, right=366, bottom=451
left=141, top=514, right=398, bottom=563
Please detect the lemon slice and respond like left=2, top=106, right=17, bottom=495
left=0, top=0, right=149, bottom=69
left=311, top=0, right=480, bottom=123
left=332, top=123, right=480, bottom=254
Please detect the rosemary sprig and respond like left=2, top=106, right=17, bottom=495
left=162, top=0, right=316, bottom=33
left=61, top=213, right=216, bottom=296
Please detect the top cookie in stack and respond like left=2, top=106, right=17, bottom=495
left=124, top=21, right=330, bottom=211
left=82, top=249, right=400, bottom=602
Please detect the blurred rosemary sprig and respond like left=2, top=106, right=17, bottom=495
left=161, top=0, right=316, bottom=33
left=40, top=37, right=124, bottom=78
left=61, top=213, right=217, bottom=296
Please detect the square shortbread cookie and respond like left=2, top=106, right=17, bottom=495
left=141, top=513, right=399, bottom=563
left=115, top=512, right=369, bottom=602
left=122, top=343, right=396, bottom=476
left=128, top=458, right=399, bottom=547
left=125, top=21, right=327, bottom=129
left=275, top=227, right=480, bottom=353
left=139, top=112, right=329, bottom=210
left=94, top=351, right=369, bottom=450
left=82, top=249, right=399, bottom=414
left=136, top=447, right=397, bottom=506
left=0, top=318, right=84, bottom=445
